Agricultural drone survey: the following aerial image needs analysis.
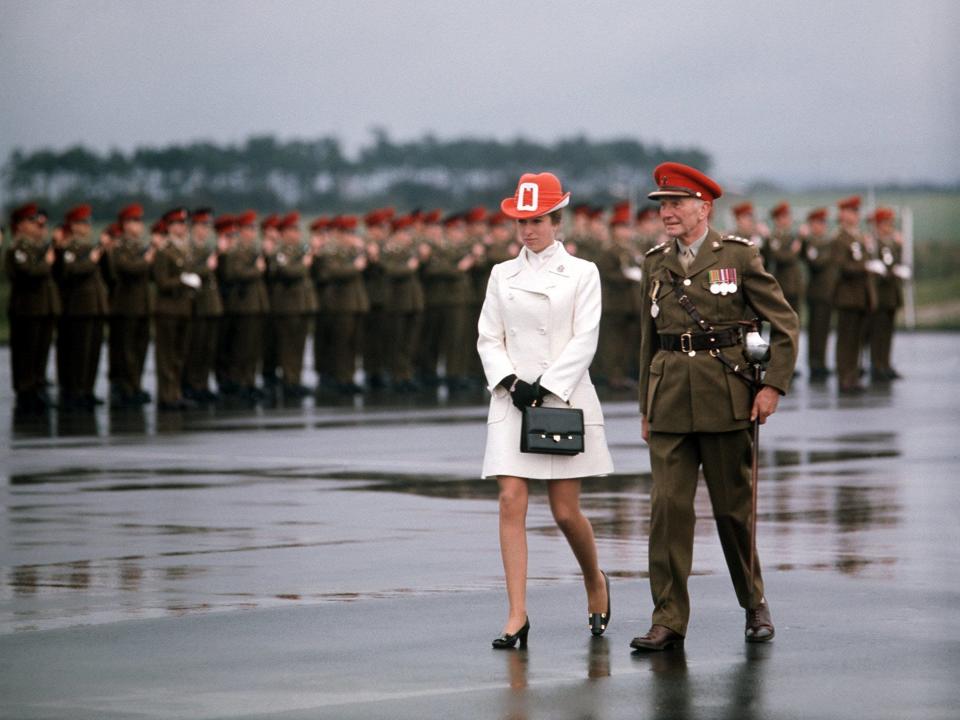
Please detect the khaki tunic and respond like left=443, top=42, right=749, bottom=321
left=830, top=228, right=876, bottom=389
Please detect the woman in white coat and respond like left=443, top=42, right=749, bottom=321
left=478, top=172, right=614, bottom=648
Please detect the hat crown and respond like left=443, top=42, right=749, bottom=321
left=501, top=172, right=571, bottom=219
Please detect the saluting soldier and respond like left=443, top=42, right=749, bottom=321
left=867, top=207, right=909, bottom=381
left=259, top=214, right=282, bottom=390
left=801, top=208, right=836, bottom=380
left=730, top=202, right=769, bottom=265
left=56, top=204, right=109, bottom=411
left=107, top=203, right=154, bottom=407
left=182, top=208, right=223, bottom=403
left=221, top=210, right=269, bottom=401
left=830, top=196, right=876, bottom=394
left=632, top=163, right=799, bottom=651
left=635, top=205, right=666, bottom=254
left=308, top=216, right=334, bottom=391
left=766, top=201, right=805, bottom=315
left=5, top=202, right=60, bottom=414
left=464, top=206, right=491, bottom=386
left=268, top=212, right=315, bottom=397
left=152, top=208, right=198, bottom=410
left=565, top=203, right=595, bottom=259
left=214, top=214, right=236, bottom=392
left=323, top=215, right=369, bottom=393
left=362, top=208, right=393, bottom=390
left=380, top=213, right=424, bottom=391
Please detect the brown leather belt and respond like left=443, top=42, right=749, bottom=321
left=658, top=328, right=741, bottom=353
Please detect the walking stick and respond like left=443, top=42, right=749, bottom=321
left=744, top=321, right=770, bottom=604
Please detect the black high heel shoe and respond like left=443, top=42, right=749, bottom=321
left=492, top=617, right=530, bottom=649
left=589, top=571, right=611, bottom=637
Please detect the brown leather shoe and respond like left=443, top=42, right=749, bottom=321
left=630, top=624, right=685, bottom=651
left=745, top=602, right=775, bottom=643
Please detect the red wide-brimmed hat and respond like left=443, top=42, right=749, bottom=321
left=648, top=162, right=722, bottom=201
left=501, top=172, right=571, bottom=219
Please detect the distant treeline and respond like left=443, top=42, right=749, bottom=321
left=2, top=131, right=710, bottom=218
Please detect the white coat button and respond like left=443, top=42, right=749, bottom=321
left=537, top=327, right=546, bottom=334
left=509, top=328, right=517, bottom=336
left=508, top=293, right=514, bottom=300
left=540, top=361, right=549, bottom=368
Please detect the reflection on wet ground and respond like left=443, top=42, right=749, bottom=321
left=2, top=333, right=959, bottom=634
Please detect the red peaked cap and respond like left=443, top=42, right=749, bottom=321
left=65, top=204, right=93, bottom=224
left=648, top=162, right=722, bottom=201
left=609, top=201, right=632, bottom=226
left=837, top=195, right=861, bottom=212
left=873, top=207, right=895, bottom=223
left=10, top=202, right=40, bottom=226
left=770, top=201, right=790, bottom=218
left=807, top=208, right=828, bottom=223
left=731, top=202, right=754, bottom=218
left=118, top=203, right=144, bottom=223
left=278, top=212, right=300, bottom=231
left=501, top=172, right=571, bottom=219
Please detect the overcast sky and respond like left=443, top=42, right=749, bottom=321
left=2, top=0, right=958, bottom=188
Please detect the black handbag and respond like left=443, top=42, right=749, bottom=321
left=520, top=382, right=585, bottom=456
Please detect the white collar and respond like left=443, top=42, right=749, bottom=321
left=522, top=240, right=561, bottom=271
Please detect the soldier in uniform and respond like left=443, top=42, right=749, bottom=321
left=464, top=206, right=491, bottom=386
left=309, top=216, right=334, bottom=391
left=221, top=210, right=269, bottom=401
left=182, top=208, right=223, bottom=403
left=107, top=203, right=154, bottom=407
left=259, top=214, right=281, bottom=390
left=596, top=202, right=640, bottom=389
left=5, top=203, right=60, bottom=414
left=867, top=207, right=909, bottom=381
left=801, top=208, right=836, bottom=380
left=323, top=215, right=369, bottom=393
left=380, top=214, right=424, bottom=391
left=214, top=214, right=235, bottom=392
left=631, top=163, right=799, bottom=651
left=830, top=196, right=876, bottom=394
left=56, top=204, right=109, bottom=411
left=361, top=208, right=393, bottom=390
left=730, top=202, right=768, bottom=265
left=766, top=202, right=805, bottom=316
left=268, top=212, right=315, bottom=397
left=152, top=208, right=198, bottom=410
left=635, top=205, right=666, bottom=253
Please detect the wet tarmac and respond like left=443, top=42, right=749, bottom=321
left=1, top=331, right=959, bottom=719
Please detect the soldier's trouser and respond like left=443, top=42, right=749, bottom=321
left=600, top=313, right=631, bottom=383
left=155, top=315, right=191, bottom=404
left=806, top=300, right=832, bottom=372
left=228, top=314, right=262, bottom=389
left=439, top=305, right=467, bottom=378
left=58, top=316, right=103, bottom=398
left=388, top=311, right=423, bottom=382
left=261, top=311, right=278, bottom=384
left=647, top=429, right=764, bottom=636
left=276, top=314, right=309, bottom=385
left=332, top=312, right=362, bottom=384
left=111, top=316, right=150, bottom=395
left=835, top=308, right=868, bottom=389
left=10, top=315, right=54, bottom=394
left=363, top=305, right=387, bottom=380
left=215, top=314, right=235, bottom=386
left=184, top=316, right=219, bottom=391
left=313, top=312, right=334, bottom=381
left=417, top=306, right=443, bottom=379
left=869, top=309, right=896, bottom=373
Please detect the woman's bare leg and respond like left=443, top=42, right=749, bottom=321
left=547, top=479, right=608, bottom=613
left=498, top=475, right=530, bottom=633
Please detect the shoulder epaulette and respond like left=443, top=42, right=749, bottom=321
left=645, top=242, right=668, bottom=256
left=721, top=234, right=753, bottom=246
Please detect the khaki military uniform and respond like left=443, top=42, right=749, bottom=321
left=322, top=246, right=369, bottom=386
left=260, top=249, right=280, bottom=387
left=56, top=239, right=109, bottom=407
left=108, top=238, right=153, bottom=401
left=5, top=235, right=61, bottom=409
left=869, top=237, right=905, bottom=379
left=596, top=242, right=640, bottom=387
left=310, top=253, right=333, bottom=387
left=381, top=243, right=425, bottom=385
left=183, top=246, right=223, bottom=396
left=638, top=229, right=799, bottom=636
left=268, top=244, right=316, bottom=388
left=152, top=243, right=194, bottom=405
left=418, top=241, right=470, bottom=384
left=766, top=230, right=804, bottom=313
left=830, top=228, right=876, bottom=391
left=803, top=232, right=837, bottom=375
left=362, top=247, right=389, bottom=387
left=221, top=245, right=270, bottom=392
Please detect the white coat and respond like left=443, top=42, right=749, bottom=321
left=477, top=242, right=614, bottom=479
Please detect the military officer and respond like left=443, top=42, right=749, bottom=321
left=596, top=201, right=640, bottom=389
left=309, top=216, right=334, bottom=390
left=323, top=215, right=369, bottom=393
left=152, top=208, right=198, bottom=410
left=632, top=162, right=799, bottom=651
left=56, top=204, right=109, bottom=411
left=867, top=207, right=908, bottom=381
left=5, top=202, right=60, bottom=414
left=221, top=210, right=270, bottom=401
left=107, top=203, right=154, bottom=407
left=766, top=201, right=805, bottom=315
left=830, top=196, right=876, bottom=394
left=268, top=212, right=315, bottom=396
left=182, top=208, right=223, bottom=402
left=381, top=214, right=425, bottom=391
left=801, top=208, right=836, bottom=380
left=362, top=208, right=393, bottom=390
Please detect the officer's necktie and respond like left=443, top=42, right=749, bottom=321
left=679, top=246, right=695, bottom=271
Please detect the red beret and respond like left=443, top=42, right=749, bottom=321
left=423, top=209, right=442, bottom=224
left=118, top=203, right=144, bottom=223
left=151, top=219, right=168, bottom=235
left=162, top=207, right=188, bottom=224
left=572, top=203, right=592, bottom=217
left=443, top=212, right=465, bottom=227
left=278, top=212, right=300, bottom=231
left=391, top=214, right=416, bottom=232
left=214, top=214, right=237, bottom=233
left=636, top=205, right=659, bottom=222
left=334, top=215, right=358, bottom=231
left=190, top=207, right=214, bottom=224
left=258, top=213, right=279, bottom=231
left=872, top=207, right=895, bottom=223
left=806, top=208, right=828, bottom=223
left=236, top=210, right=258, bottom=227
left=364, top=207, right=395, bottom=227
left=488, top=210, right=509, bottom=226
left=731, top=202, right=754, bottom=218
left=65, top=204, right=93, bottom=224
left=309, top=216, right=330, bottom=232
left=10, top=202, right=40, bottom=227
left=106, top=222, right=123, bottom=238
left=649, top=162, right=722, bottom=201
left=609, top=201, right=632, bottom=226
left=465, top=206, right=487, bottom=224
left=837, top=195, right=861, bottom=212
left=770, top=201, right=790, bottom=218
left=501, top=172, right=571, bottom=219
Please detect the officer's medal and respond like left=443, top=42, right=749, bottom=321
left=851, top=241, right=863, bottom=261
left=709, top=268, right=737, bottom=295
left=650, top=279, right=661, bottom=318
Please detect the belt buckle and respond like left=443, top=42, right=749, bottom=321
left=680, top=332, right=693, bottom=353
